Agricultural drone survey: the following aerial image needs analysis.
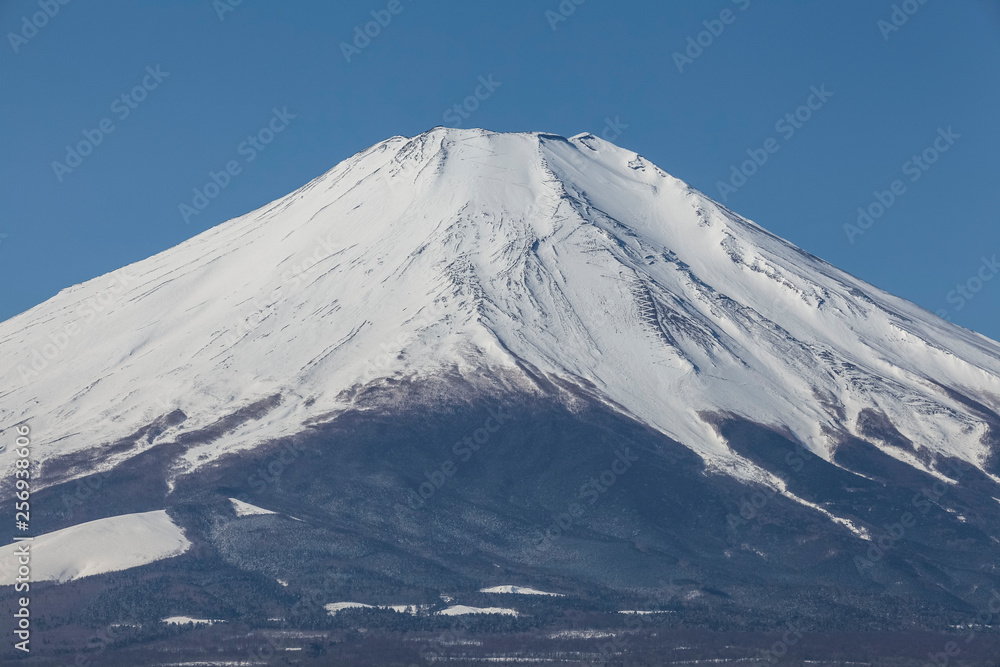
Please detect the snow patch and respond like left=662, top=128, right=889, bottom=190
left=230, top=498, right=277, bottom=517
left=324, top=601, right=427, bottom=616
left=437, top=605, right=519, bottom=616
left=549, top=630, right=618, bottom=639
left=479, top=585, right=564, bottom=596
left=162, top=616, right=225, bottom=625
left=324, top=602, right=374, bottom=614
left=0, top=510, right=189, bottom=585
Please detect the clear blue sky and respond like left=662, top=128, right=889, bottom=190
left=2, top=1, right=999, bottom=339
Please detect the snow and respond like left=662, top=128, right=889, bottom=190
left=230, top=498, right=277, bottom=517
left=0, top=510, right=190, bottom=585
left=324, top=602, right=374, bottom=614
left=438, top=605, right=519, bottom=616
left=479, top=585, right=564, bottom=596
left=324, top=601, right=427, bottom=616
left=549, top=630, right=618, bottom=639
left=3, top=127, right=1000, bottom=543
left=162, top=616, right=225, bottom=625
left=758, top=470, right=873, bottom=541
left=473, top=660, right=555, bottom=663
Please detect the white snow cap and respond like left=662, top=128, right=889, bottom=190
left=2, top=127, right=999, bottom=490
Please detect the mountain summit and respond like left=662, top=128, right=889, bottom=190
left=3, top=128, right=1000, bottom=641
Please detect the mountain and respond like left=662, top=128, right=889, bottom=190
left=3, top=127, right=1000, bottom=664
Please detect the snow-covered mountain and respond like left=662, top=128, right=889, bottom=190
left=4, top=127, right=999, bottom=493
left=3, top=128, right=1000, bottom=641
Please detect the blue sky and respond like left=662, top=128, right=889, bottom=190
left=2, top=0, right=999, bottom=338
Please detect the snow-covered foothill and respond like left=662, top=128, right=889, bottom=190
left=438, top=605, right=519, bottom=616
left=0, top=510, right=190, bottom=585
left=479, top=585, right=564, bottom=596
